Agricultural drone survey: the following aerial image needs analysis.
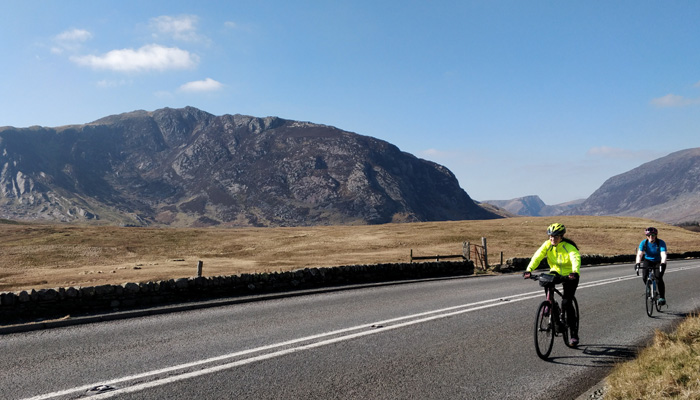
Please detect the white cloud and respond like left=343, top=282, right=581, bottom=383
left=150, top=15, right=206, bottom=43
left=55, top=28, right=92, bottom=42
left=52, top=28, right=92, bottom=54
left=179, top=78, right=223, bottom=92
left=70, top=44, right=199, bottom=72
left=650, top=94, right=700, bottom=108
left=224, top=21, right=238, bottom=29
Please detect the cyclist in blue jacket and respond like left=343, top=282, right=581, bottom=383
left=635, top=227, right=668, bottom=306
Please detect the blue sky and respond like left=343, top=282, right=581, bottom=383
left=2, top=1, right=699, bottom=205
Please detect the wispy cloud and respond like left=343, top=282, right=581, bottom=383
left=51, top=28, right=92, bottom=54
left=586, top=146, right=660, bottom=160
left=179, top=78, right=223, bottom=92
left=420, top=148, right=457, bottom=158
left=71, top=44, right=199, bottom=72
left=55, top=28, right=92, bottom=42
left=418, top=148, right=487, bottom=167
left=650, top=94, right=700, bottom=108
left=150, top=15, right=207, bottom=43
left=97, top=79, right=132, bottom=88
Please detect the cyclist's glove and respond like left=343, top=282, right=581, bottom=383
left=660, top=263, right=667, bottom=272
left=568, top=272, right=579, bottom=280
left=635, top=263, right=640, bottom=275
left=523, top=271, right=531, bottom=279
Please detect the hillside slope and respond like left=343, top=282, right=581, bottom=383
left=573, top=148, right=700, bottom=224
left=0, top=107, right=499, bottom=227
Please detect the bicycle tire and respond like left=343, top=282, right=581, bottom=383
left=654, top=280, right=662, bottom=313
left=645, top=280, right=654, bottom=317
left=534, top=301, right=554, bottom=359
left=563, top=296, right=580, bottom=348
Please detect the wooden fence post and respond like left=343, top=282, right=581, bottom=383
left=197, top=260, right=203, bottom=277
left=481, top=237, right=488, bottom=267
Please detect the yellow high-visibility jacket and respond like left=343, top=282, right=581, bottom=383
left=526, top=240, right=581, bottom=275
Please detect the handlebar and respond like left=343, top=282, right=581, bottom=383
left=523, top=272, right=577, bottom=281
left=526, top=273, right=541, bottom=280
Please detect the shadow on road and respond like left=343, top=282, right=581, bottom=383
left=545, top=343, right=641, bottom=367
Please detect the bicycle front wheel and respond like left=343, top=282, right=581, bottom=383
left=645, top=280, right=654, bottom=317
left=654, top=281, right=663, bottom=313
left=534, top=301, right=554, bottom=360
left=563, top=296, right=580, bottom=348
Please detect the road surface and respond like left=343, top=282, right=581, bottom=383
left=3, top=260, right=699, bottom=399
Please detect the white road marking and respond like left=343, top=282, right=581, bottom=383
left=22, top=265, right=700, bottom=399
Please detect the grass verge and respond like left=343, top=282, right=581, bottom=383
left=605, top=314, right=700, bottom=399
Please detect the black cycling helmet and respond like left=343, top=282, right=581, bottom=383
left=645, top=227, right=658, bottom=236
left=547, top=223, right=566, bottom=236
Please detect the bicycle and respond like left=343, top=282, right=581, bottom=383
left=527, top=273, right=580, bottom=360
left=636, top=264, right=663, bottom=317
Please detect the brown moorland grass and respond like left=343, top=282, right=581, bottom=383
left=605, top=315, right=700, bottom=399
left=1, top=215, right=699, bottom=293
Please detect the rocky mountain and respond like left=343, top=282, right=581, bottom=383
left=572, top=148, right=700, bottom=224
left=0, top=107, right=500, bottom=227
left=483, top=195, right=583, bottom=217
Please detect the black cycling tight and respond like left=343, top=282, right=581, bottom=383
left=641, top=260, right=665, bottom=298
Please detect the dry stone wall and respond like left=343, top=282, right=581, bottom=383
left=4, top=251, right=698, bottom=325
left=0, top=260, right=474, bottom=323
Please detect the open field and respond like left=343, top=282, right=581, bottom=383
left=1, top=215, right=699, bottom=293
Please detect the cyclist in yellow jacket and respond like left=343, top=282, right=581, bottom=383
left=523, top=223, right=581, bottom=346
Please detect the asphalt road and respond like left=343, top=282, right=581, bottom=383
left=3, top=260, right=700, bottom=400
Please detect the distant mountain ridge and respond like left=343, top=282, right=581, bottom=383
left=572, top=148, right=700, bottom=224
left=483, top=196, right=583, bottom=217
left=0, top=107, right=500, bottom=227
left=485, top=148, right=700, bottom=224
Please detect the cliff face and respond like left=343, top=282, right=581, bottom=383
left=0, top=107, right=499, bottom=227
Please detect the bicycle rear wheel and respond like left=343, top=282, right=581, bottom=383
left=563, top=296, right=580, bottom=348
left=534, top=301, right=554, bottom=359
left=645, top=280, right=654, bottom=317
